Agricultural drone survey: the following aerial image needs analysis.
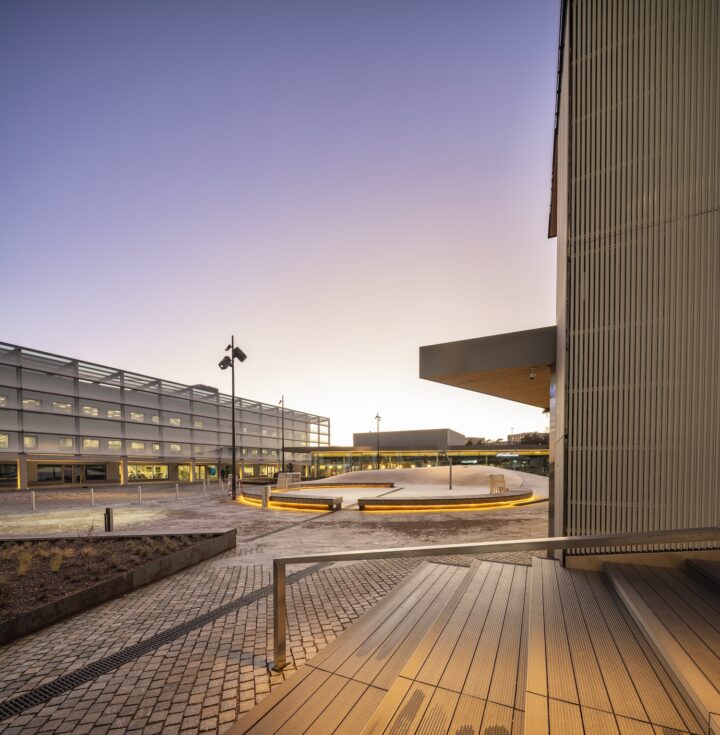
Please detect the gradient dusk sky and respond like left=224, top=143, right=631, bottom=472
left=1, top=0, right=560, bottom=444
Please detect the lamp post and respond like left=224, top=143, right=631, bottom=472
left=375, top=412, right=381, bottom=470
left=439, top=450, right=453, bottom=490
left=279, top=395, right=285, bottom=474
left=218, top=336, right=247, bottom=500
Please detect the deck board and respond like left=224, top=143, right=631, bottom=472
left=528, top=559, right=705, bottom=735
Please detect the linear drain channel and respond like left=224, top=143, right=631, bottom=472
left=0, top=562, right=329, bottom=722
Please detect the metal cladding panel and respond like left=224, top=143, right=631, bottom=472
left=563, top=0, right=720, bottom=536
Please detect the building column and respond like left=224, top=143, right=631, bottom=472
left=120, top=457, right=128, bottom=486
left=190, top=460, right=196, bottom=482
left=17, top=454, right=28, bottom=490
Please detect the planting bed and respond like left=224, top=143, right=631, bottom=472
left=0, top=534, right=219, bottom=629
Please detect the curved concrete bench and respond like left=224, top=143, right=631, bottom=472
left=241, top=487, right=342, bottom=511
left=357, top=489, right=533, bottom=511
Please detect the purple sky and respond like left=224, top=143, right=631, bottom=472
left=1, top=0, right=559, bottom=444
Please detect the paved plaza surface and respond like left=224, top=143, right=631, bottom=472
left=0, top=479, right=548, bottom=734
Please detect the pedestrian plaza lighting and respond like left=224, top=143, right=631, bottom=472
left=218, top=337, right=247, bottom=500
left=375, top=412, right=381, bottom=470
left=439, top=450, right=453, bottom=490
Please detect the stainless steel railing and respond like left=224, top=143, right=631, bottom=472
left=271, top=526, right=720, bottom=669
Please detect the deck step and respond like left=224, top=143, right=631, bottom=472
left=604, top=563, right=720, bottom=733
left=228, top=561, right=468, bottom=734
left=526, top=558, right=704, bottom=735
left=360, top=560, right=530, bottom=734
left=687, top=559, right=720, bottom=593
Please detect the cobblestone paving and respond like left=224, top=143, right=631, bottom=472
left=0, top=491, right=548, bottom=734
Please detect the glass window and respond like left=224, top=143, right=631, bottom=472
left=169, top=417, right=181, bottom=426
left=0, top=463, right=18, bottom=486
left=152, top=442, right=160, bottom=452
left=178, top=465, right=191, bottom=481
left=82, top=438, right=100, bottom=450
left=0, top=395, right=7, bottom=407
left=59, top=437, right=73, bottom=449
left=107, top=409, right=121, bottom=419
left=22, top=398, right=41, bottom=409
left=130, top=412, right=144, bottom=422
left=24, top=435, right=38, bottom=449
left=108, top=440, right=122, bottom=451
left=194, top=420, right=204, bottom=429
left=169, top=443, right=182, bottom=453
left=37, top=464, right=62, bottom=482
left=0, top=434, right=8, bottom=449
left=151, top=415, right=159, bottom=424
left=52, top=401, right=72, bottom=413
left=85, top=464, right=106, bottom=481
left=128, top=464, right=168, bottom=481
left=130, top=441, right=145, bottom=451
left=82, top=406, right=99, bottom=417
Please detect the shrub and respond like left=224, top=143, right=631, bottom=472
left=50, top=549, right=64, bottom=573
left=17, top=550, right=33, bottom=576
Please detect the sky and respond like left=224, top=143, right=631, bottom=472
left=1, top=0, right=560, bottom=445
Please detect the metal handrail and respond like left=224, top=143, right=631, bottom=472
left=271, top=526, right=720, bottom=670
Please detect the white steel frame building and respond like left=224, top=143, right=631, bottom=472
left=0, top=343, right=330, bottom=488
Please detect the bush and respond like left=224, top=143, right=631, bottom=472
left=17, top=550, right=33, bottom=576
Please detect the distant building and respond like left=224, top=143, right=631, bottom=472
left=286, top=427, right=549, bottom=478
left=0, top=343, right=330, bottom=488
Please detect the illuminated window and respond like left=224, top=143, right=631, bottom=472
left=22, top=398, right=41, bottom=409
left=59, top=437, right=73, bottom=449
left=129, top=412, right=144, bottom=422
left=107, top=409, right=121, bottom=419
left=0, top=434, right=8, bottom=448
left=53, top=401, right=72, bottom=413
left=130, top=441, right=145, bottom=451
left=82, top=406, right=99, bottom=417
left=23, top=435, right=37, bottom=449
left=83, top=438, right=100, bottom=450
left=108, top=440, right=122, bottom=451
left=169, top=443, right=182, bottom=453
left=169, top=417, right=181, bottom=426
left=152, top=442, right=160, bottom=452
left=151, top=415, right=159, bottom=424
left=193, top=420, right=204, bottom=429
left=0, top=395, right=7, bottom=407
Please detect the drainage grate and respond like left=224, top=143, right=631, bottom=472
left=0, top=562, right=328, bottom=722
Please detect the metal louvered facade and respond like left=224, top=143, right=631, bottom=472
left=553, top=0, right=720, bottom=537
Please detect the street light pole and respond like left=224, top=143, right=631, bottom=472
left=375, top=412, right=381, bottom=470
left=440, top=450, right=453, bottom=490
left=219, top=336, right=247, bottom=501
left=279, top=395, right=285, bottom=474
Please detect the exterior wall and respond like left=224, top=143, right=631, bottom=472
left=560, top=0, right=720, bottom=535
left=352, top=428, right=466, bottom=450
left=0, top=344, right=330, bottom=487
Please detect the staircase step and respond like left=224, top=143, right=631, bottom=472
left=526, top=558, right=704, bottom=734
left=687, top=559, right=720, bottom=593
left=228, top=561, right=467, bottom=734
left=604, top=563, right=720, bottom=732
left=361, top=560, right=529, bottom=734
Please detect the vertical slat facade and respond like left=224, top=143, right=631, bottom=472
left=557, top=0, right=720, bottom=537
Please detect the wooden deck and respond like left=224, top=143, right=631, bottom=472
left=527, top=558, right=705, bottom=734
left=606, top=562, right=720, bottom=731
left=230, top=555, right=720, bottom=734
left=361, top=560, right=529, bottom=734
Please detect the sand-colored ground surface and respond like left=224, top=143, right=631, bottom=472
left=281, top=465, right=548, bottom=508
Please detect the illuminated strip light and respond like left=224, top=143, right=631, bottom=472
left=238, top=495, right=333, bottom=513
left=359, top=497, right=545, bottom=513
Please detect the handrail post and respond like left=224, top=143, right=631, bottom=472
left=273, top=560, right=287, bottom=671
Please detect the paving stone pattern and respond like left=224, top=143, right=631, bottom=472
left=0, top=494, right=547, bottom=734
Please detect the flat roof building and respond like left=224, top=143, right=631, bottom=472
left=0, top=343, right=330, bottom=488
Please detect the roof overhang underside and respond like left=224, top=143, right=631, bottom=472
left=419, top=326, right=556, bottom=409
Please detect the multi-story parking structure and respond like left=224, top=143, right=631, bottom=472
left=0, top=343, right=330, bottom=488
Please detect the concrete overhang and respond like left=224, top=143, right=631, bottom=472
left=419, top=326, right=556, bottom=409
